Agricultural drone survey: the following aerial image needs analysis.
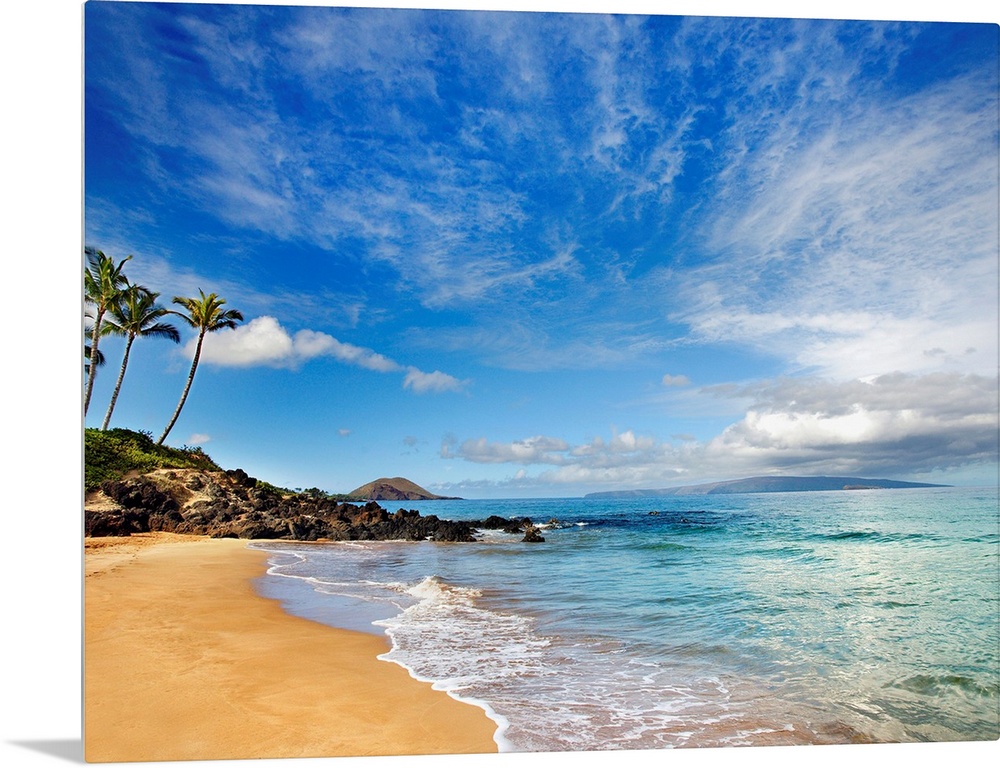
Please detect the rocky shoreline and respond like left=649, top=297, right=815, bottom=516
left=85, top=467, right=543, bottom=543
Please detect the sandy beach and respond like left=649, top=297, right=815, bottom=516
left=83, top=533, right=499, bottom=762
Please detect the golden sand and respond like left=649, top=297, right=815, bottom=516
left=83, top=533, right=498, bottom=762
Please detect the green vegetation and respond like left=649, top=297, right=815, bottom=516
left=296, top=486, right=365, bottom=502
left=255, top=477, right=294, bottom=497
left=84, top=427, right=221, bottom=491
left=85, top=427, right=412, bottom=503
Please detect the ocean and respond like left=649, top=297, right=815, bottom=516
left=250, top=486, right=999, bottom=752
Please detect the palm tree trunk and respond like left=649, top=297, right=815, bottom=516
left=101, top=334, right=135, bottom=430
left=84, top=308, right=105, bottom=416
left=158, top=330, right=205, bottom=446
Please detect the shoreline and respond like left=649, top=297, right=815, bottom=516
left=84, top=533, right=499, bottom=762
left=250, top=539, right=517, bottom=749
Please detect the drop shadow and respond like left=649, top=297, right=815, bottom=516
left=8, top=739, right=84, bottom=763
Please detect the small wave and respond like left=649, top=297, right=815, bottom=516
left=405, top=574, right=482, bottom=602
left=819, top=530, right=937, bottom=545
left=375, top=574, right=552, bottom=751
left=827, top=530, right=880, bottom=541
left=889, top=674, right=1000, bottom=697
left=536, top=519, right=580, bottom=530
left=877, top=600, right=920, bottom=609
left=642, top=541, right=691, bottom=552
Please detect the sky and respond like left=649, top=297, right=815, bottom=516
left=80, top=0, right=999, bottom=498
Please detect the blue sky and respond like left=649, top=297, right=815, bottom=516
left=81, top=0, right=999, bottom=497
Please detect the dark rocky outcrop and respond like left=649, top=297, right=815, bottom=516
left=472, top=515, right=532, bottom=533
left=84, top=469, right=481, bottom=542
left=521, top=524, right=545, bottom=543
left=466, top=515, right=545, bottom=542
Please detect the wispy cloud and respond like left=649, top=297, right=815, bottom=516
left=662, top=373, right=691, bottom=387
left=441, top=434, right=572, bottom=464
left=87, top=7, right=700, bottom=321
left=403, top=367, right=469, bottom=395
left=673, top=59, right=998, bottom=380
left=292, top=328, right=401, bottom=372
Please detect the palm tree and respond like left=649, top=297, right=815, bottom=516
left=84, top=341, right=105, bottom=374
left=157, top=289, right=243, bottom=446
left=83, top=247, right=132, bottom=416
left=84, top=312, right=105, bottom=375
left=100, top=285, right=181, bottom=430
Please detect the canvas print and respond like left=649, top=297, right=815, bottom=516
left=83, top=1, right=999, bottom=763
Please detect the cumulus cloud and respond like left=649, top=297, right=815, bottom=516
left=197, top=315, right=463, bottom=394
left=443, top=429, right=672, bottom=474
left=569, top=429, right=658, bottom=461
left=444, top=372, right=998, bottom=490
left=196, top=315, right=294, bottom=366
left=705, top=372, right=999, bottom=474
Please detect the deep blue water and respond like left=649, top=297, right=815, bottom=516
left=251, top=487, right=999, bottom=751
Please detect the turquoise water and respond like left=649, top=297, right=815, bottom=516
left=252, top=487, right=999, bottom=751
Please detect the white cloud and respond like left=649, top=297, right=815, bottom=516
left=662, top=373, right=691, bottom=387
left=292, top=329, right=402, bottom=373
left=699, top=373, right=999, bottom=478
left=685, top=308, right=997, bottom=380
left=195, top=316, right=466, bottom=395
left=445, top=372, right=998, bottom=490
left=676, top=66, right=998, bottom=382
left=444, top=428, right=672, bottom=474
left=569, top=429, right=659, bottom=461
left=198, top=316, right=399, bottom=371
left=197, top=315, right=294, bottom=366
left=403, top=367, right=469, bottom=395
left=443, top=435, right=571, bottom=464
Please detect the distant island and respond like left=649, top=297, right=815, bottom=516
left=348, top=476, right=462, bottom=501
left=584, top=475, right=949, bottom=498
